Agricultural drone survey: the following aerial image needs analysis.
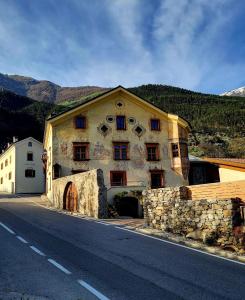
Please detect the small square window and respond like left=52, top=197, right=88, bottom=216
left=28, top=142, right=32, bottom=147
left=75, top=116, right=86, bottom=129
left=25, top=169, right=35, bottom=177
left=110, top=171, right=127, bottom=186
left=27, top=152, right=33, bottom=161
left=116, top=116, right=126, bottom=130
left=151, top=119, right=160, bottom=131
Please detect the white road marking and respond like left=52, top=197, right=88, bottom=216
left=115, top=226, right=245, bottom=267
left=0, top=222, right=15, bottom=234
left=78, top=280, right=110, bottom=300
left=30, top=246, right=45, bottom=256
left=48, top=259, right=72, bottom=275
left=16, top=236, right=28, bottom=243
left=95, top=221, right=111, bottom=226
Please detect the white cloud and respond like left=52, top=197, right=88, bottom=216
left=0, top=0, right=243, bottom=93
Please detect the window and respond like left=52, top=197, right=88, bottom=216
left=73, top=142, right=89, bottom=161
left=5, top=159, right=8, bottom=167
left=146, top=143, right=159, bottom=161
left=75, top=116, right=86, bottom=129
left=9, top=156, right=11, bottom=164
left=110, top=171, right=127, bottom=186
left=25, top=169, right=35, bottom=177
left=150, top=170, right=164, bottom=188
left=113, top=142, right=129, bottom=160
left=27, top=152, right=33, bottom=161
left=1, top=163, right=3, bottom=170
left=150, top=119, right=160, bottom=131
left=172, top=143, right=179, bottom=158
left=0, top=177, right=3, bottom=184
left=8, top=172, right=11, bottom=180
left=116, top=116, right=126, bottom=130
left=28, top=142, right=32, bottom=147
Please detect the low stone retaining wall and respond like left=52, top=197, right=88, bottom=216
left=52, top=169, right=107, bottom=218
left=143, top=187, right=244, bottom=247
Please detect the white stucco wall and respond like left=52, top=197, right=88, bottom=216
left=0, top=137, right=44, bottom=194
left=219, top=167, right=245, bottom=182
left=15, top=138, right=45, bottom=193
left=0, top=146, right=16, bottom=193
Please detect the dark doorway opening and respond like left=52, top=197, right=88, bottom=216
left=63, top=182, right=78, bottom=212
left=116, top=197, right=139, bottom=218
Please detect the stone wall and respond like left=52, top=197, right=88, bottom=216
left=52, top=169, right=107, bottom=218
left=187, top=180, right=245, bottom=202
left=143, top=187, right=243, bottom=246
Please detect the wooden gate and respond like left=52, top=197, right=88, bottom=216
left=63, top=182, right=78, bottom=212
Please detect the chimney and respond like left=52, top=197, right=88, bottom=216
left=13, top=136, right=18, bottom=143
left=7, top=143, right=10, bottom=148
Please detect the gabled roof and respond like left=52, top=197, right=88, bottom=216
left=46, top=85, right=191, bottom=128
left=44, top=86, right=191, bottom=147
left=0, top=137, right=42, bottom=159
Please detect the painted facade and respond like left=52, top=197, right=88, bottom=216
left=44, top=86, right=190, bottom=203
left=0, top=137, right=45, bottom=194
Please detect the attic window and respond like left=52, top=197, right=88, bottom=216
left=128, top=117, right=136, bottom=125
left=135, top=126, right=142, bottom=134
left=133, top=125, right=145, bottom=137
left=98, top=123, right=111, bottom=136
left=101, top=125, right=108, bottom=133
left=115, top=100, right=125, bottom=108
left=106, top=115, right=114, bottom=123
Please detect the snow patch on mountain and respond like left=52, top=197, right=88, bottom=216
left=221, top=86, right=245, bottom=97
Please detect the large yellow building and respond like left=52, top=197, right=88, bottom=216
left=43, top=86, right=190, bottom=209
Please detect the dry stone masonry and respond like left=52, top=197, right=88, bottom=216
left=143, top=187, right=244, bottom=248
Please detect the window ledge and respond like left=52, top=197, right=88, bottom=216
left=147, top=159, right=160, bottom=162
left=73, top=159, right=90, bottom=161
left=114, top=159, right=130, bottom=161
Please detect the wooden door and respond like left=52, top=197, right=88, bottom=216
left=64, top=182, right=78, bottom=212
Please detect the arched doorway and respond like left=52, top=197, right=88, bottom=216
left=116, top=197, right=139, bottom=218
left=63, top=182, right=78, bottom=212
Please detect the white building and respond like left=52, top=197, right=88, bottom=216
left=0, top=137, right=44, bottom=194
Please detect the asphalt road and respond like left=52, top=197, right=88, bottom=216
left=0, top=195, right=244, bottom=300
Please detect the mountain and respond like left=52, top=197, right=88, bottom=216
left=0, top=73, right=108, bottom=103
left=221, top=86, right=245, bottom=97
left=0, top=89, right=55, bottom=149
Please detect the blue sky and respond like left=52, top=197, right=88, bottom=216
left=0, top=0, right=245, bottom=94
